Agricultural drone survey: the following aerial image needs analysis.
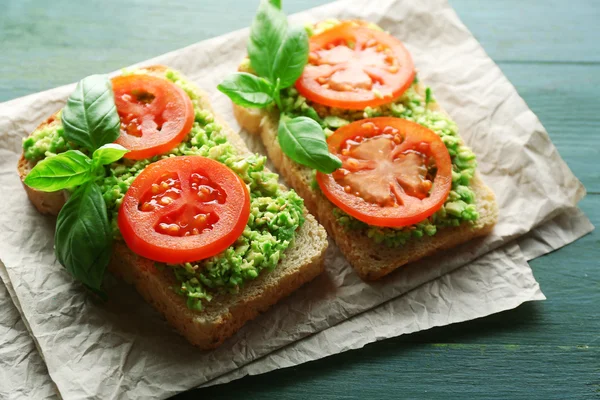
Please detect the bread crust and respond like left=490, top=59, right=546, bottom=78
left=17, top=65, right=328, bottom=349
left=18, top=112, right=67, bottom=215
left=232, top=84, right=498, bottom=280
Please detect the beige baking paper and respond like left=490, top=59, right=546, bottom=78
left=0, top=0, right=590, bottom=398
left=203, top=208, right=593, bottom=387
left=0, top=271, right=57, bottom=400
left=0, top=243, right=535, bottom=400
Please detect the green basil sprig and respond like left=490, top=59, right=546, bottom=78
left=218, top=0, right=341, bottom=173
left=25, top=74, right=127, bottom=295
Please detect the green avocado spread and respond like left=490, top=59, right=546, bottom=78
left=278, top=19, right=479, bottom=248
left=23, top=69, right=305, bottom=311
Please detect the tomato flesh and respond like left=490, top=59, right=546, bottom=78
left=317, top=117, right=452, bottom=227
left=118, top=156, right=250, bottom=264
left=112, top=74, right=194, bottom=160
left=296, top=23, right=415, bottom=110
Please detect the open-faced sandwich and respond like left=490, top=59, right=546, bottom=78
left=220, top=1, right=498, bottom=280
left=18, top=65, right=327, bottom=349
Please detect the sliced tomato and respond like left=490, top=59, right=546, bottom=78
left=112, top=74, right=194, bottom=160
left=296, top=23, right=415, bottom=110
left=118, top=156, right=250, bottom=264
left=316, top=117, right=451, bottom=227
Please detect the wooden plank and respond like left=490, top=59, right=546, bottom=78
left=404, top=195, right=600, bottom=347
left=496, top=63, right=600, bottom=192
left=451, top=0, right=600, bottom=63
left=1, top=0, right=599, bottom=102
left=189, top=344, right=600, bottom=399
left=0, top=0, right=324, bottom=102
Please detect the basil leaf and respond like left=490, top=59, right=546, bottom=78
left=217, top=73, right=274, bottom=108
left=272, top=26, right=309, bottom=88
left=24, top=150, right=93, bottom=192
left=278, top=116, right=342, bottom=173
left=92, top=143, right=129, bottom=166
left=61, top=75, right=121, bottom=152
left=248, top=0, right=288, bottom=82
left=269, top=0, right=281, bottom=9
left=55, top=182, right=112, bottom=292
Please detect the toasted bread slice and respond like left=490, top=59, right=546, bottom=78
left=17, top=65, right=328, bottom=349
left=233, top=83, right=497, bottom=280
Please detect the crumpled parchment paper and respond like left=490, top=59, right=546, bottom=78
left=202, top=207, right=593, bottom=387
left=0, top=0, right=591, bottom=398
left=0, top=264, right=56, bottom=400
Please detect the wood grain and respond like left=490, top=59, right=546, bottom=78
left=498, top=64, right=600, bottom=193
left=197, top=344, right=600, bottom=399
left=0, top=0, right=598, bottom=399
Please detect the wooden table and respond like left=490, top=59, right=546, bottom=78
left=2, top=0, right=598, bottom=398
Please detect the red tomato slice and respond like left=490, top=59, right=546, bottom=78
left=112, top=74, right=194, bottom=160
left=296, top=23, right=415, bottom=110
left=317, top=117, right=452, bottom=227
left=118, top=156, right=250, bottom=264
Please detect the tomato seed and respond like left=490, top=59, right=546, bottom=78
left=159, top=196, right=173, bottom=205
left=158, top=223, right=180, bottom=235
left=347, top=158, right=359, bottom=169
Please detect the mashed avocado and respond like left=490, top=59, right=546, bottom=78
left=278, top=20, right=479, bottom=247
left=23, top=69, right=305, bottom=311
left=23, top=111, right=75, bottom=160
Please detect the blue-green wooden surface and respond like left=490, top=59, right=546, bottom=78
left=1, top=0, right=598, bottom=398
